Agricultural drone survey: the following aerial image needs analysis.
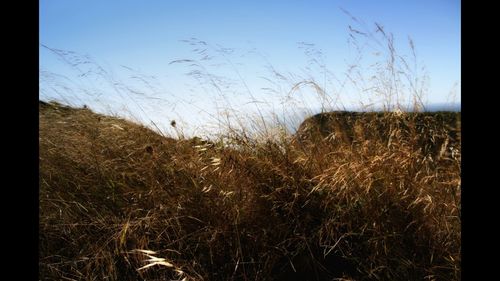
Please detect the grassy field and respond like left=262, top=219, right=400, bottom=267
left=39, top=100, right=460, bottom=280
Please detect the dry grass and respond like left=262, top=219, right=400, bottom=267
left=39, top=101, right=460, bottom=280
left=40, top=13, right=460, bottom=280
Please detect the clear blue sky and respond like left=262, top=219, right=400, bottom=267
left=40, top=0, right=460, bottom=135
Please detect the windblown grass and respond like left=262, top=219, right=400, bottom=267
left=40, top=12, right=460, bottom=280
left=39, top=101, right=460, bottom=280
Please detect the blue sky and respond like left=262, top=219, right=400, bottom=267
left=40, top=0, right=460, bottom=135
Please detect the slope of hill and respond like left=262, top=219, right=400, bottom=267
left=39, top=101, right=461, bottom=281
left=295, top=111, right=461, bottom=160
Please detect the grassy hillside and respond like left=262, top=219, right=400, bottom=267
left=39, top=101, right=461, bottom=280
left=296, top=111, right=460, bottom=159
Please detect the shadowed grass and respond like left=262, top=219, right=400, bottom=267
left=39, top=101, right=460, bottom=280
left=40, top=11, right=459, bottom=280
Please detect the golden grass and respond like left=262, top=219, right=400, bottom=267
left=39, top=101, right=460, bottom=280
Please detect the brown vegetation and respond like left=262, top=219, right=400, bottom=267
left=39, top=101, right=460, bottom=280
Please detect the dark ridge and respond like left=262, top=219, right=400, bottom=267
left=295, top=111, right=461, bottom=160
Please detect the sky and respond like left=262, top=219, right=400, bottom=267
left=39, top=0, right=461, bottom=136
